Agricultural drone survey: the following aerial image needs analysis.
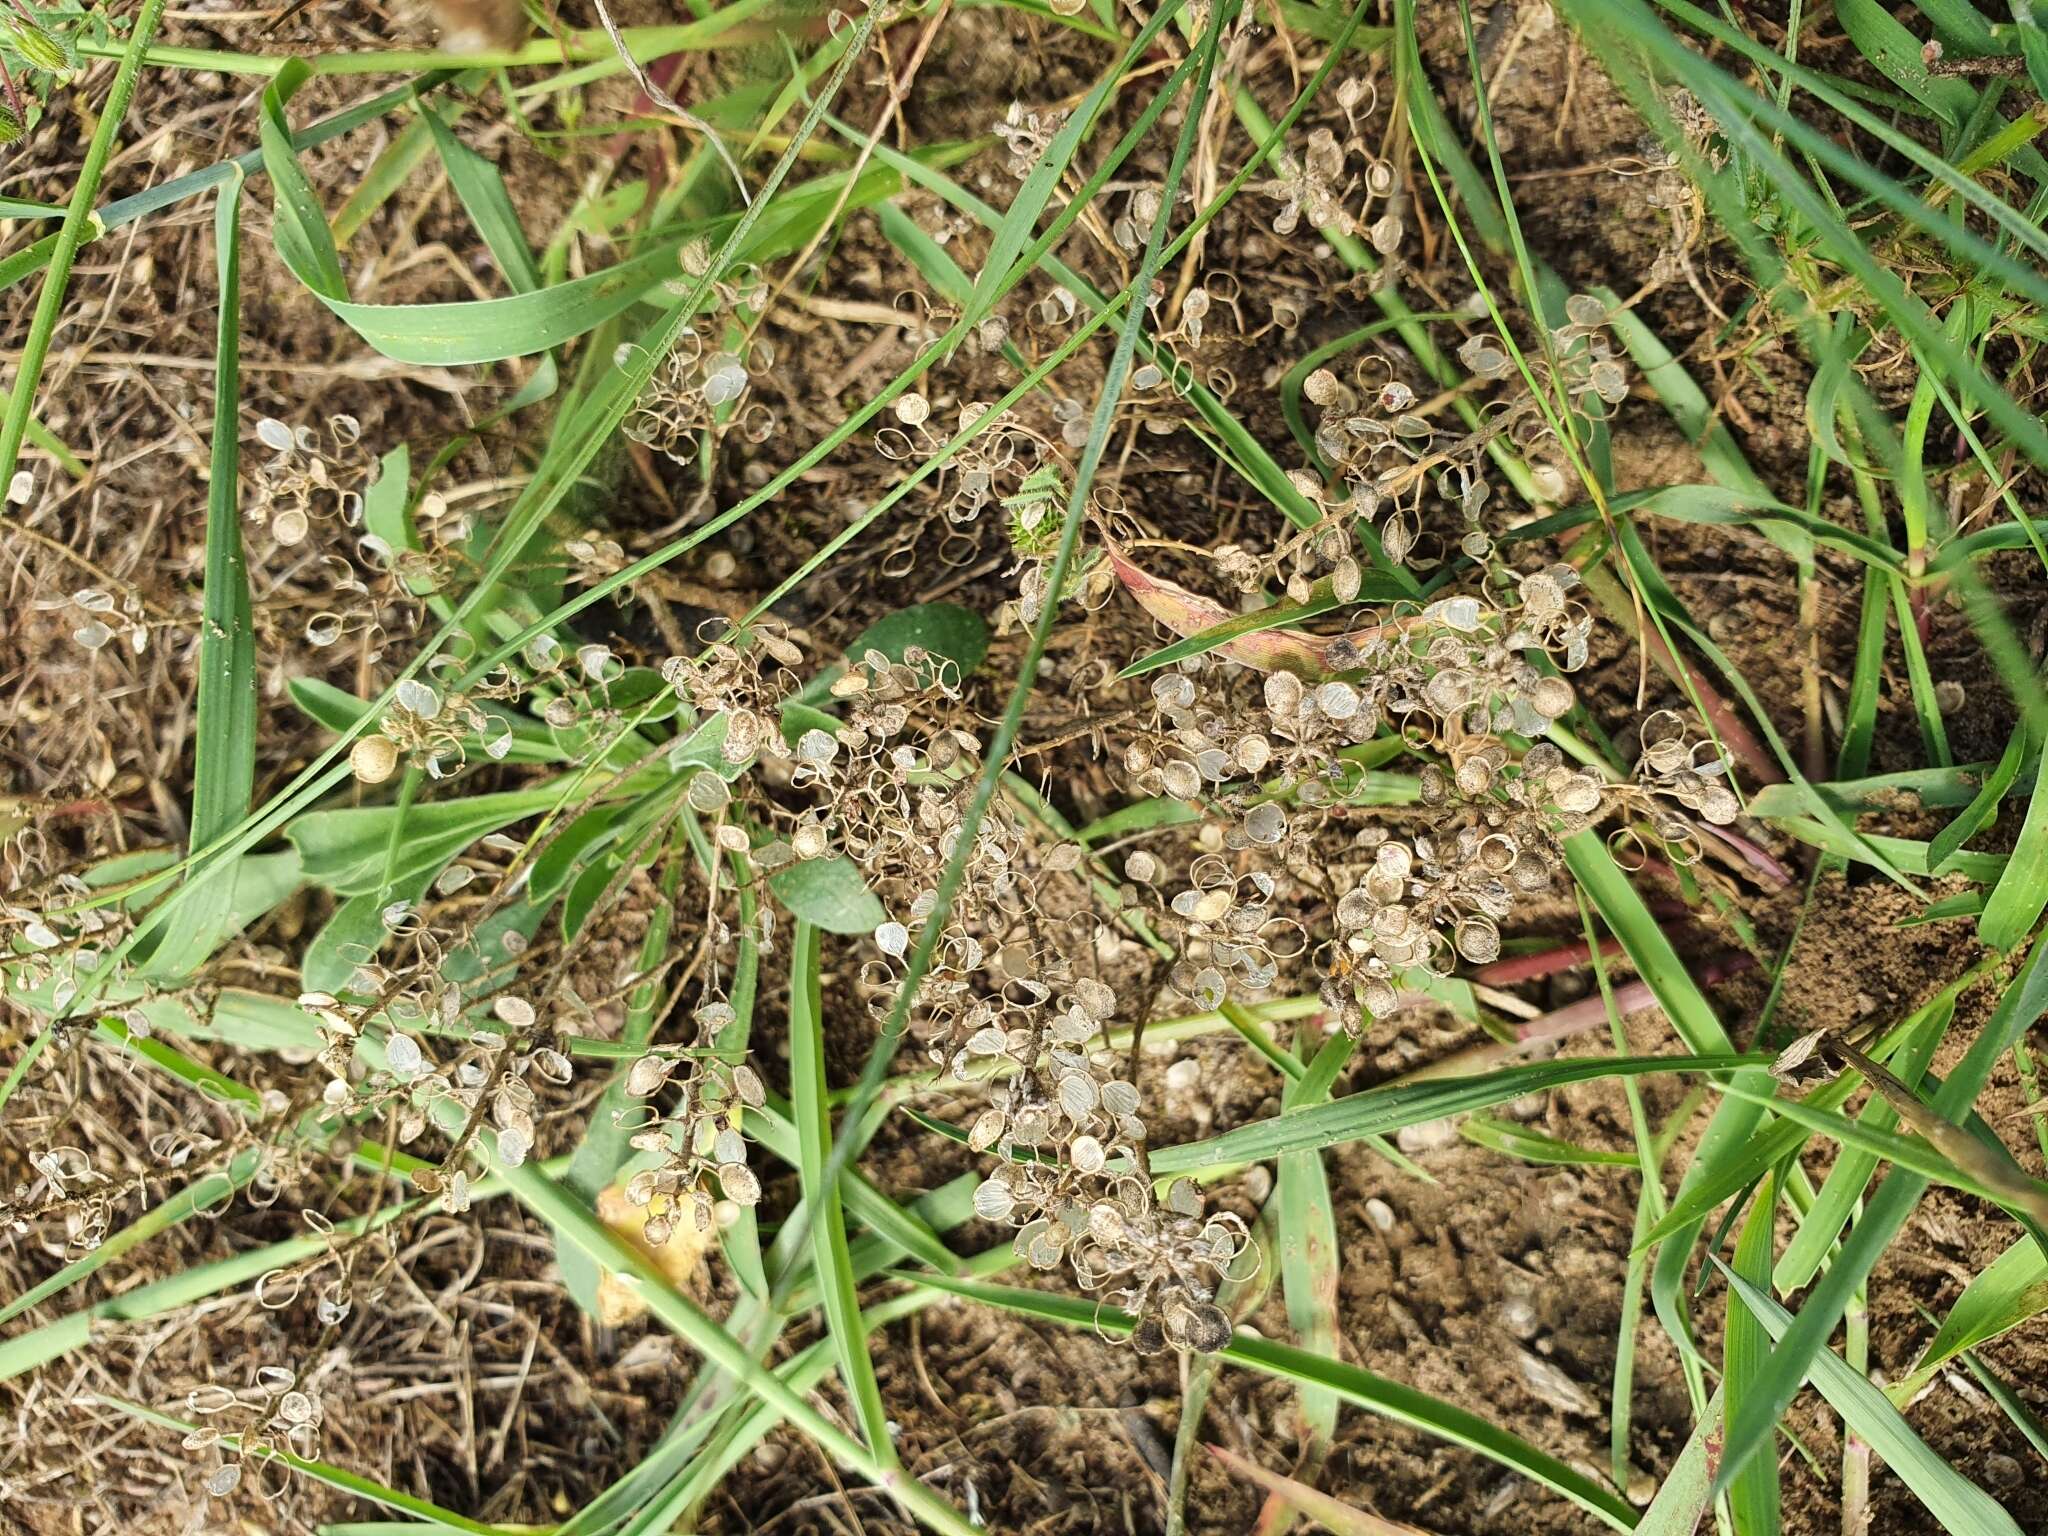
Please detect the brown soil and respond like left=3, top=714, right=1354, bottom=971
left=3, top=1, right=2046, bottom=1535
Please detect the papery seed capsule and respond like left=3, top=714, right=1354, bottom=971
left=1244, top=803, right=1286, bottom=845
left=384, top=1033, right=423, bottom=1077
left=350, top=735, right=400, bottom=784
left=1316, top=681, right=1360, bottom=719
left=1058, top=1073, right=1099, bottom=1119
left=1554, top=775, right=1603, bottom=815
left=1264, top=672, right=1303, bottom=716
left=1529, top=675, right=1575, bottom=719
left=973, top=1178, right=1016, bottom=1221
left=720, top=1164, right=761, bottom=1204
left=1073, top=978, right=1116, bottom=1017
left=627, top=1054, right=669, bottom=1096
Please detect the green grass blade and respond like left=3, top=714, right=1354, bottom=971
left=0, top=0, right=170, bottom=492
left=1276, top=1020, right=1342, bottom=1473
left=1148, top=1053, right=1758, bottom=1172
left=158, top=172, right=257, bottom=977
left=1954, top=1348, right=2048, bottom=1462
left=1888, top=1235, right=2047, bottom=1402
left=421, top=109, right=543, bottom=293
left=1932, top=724, right=2029, bottom=876
left=789, top=918, right=896, bottom=1461
left=1725, top=1178, right=1783, bottom=1536
left=1635, top=1386, right=1724, bottom=1536
left=1562, top=833, right=1733, bottom=1053
left=896, top=1271, right=1639, bottom=1532
left=1717, top=1263, right=2024, bottom=1535
left=1461, top=1116, right=1640, bottom=1168
left=1978, top=739, right=2048, bottom=950
left=1713, top=937, right=2048, bottom=1496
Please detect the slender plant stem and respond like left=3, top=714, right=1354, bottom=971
left=0, top=0, right=171, bottom=492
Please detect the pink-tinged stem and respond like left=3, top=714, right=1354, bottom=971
left=1472, top=936, right=1627, bottom=987
left=1515, top=951, right=1757, bottom=1043
left=1697, top=820, right=1794, bottom=890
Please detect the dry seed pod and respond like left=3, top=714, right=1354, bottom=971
left=350, top=735, right=400, bottom=784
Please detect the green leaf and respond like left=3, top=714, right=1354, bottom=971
left=1931, top=722, right=2028, bottom=874
left=1725, top=1178, right=1782, bottom=1536
left=1889, top=1235, right=2048, bottom=1402
left=847, top=600, right=989, bottom=676
left=768, top=856, right=886, bottom=934
left=260, top=64, right=686, bottom=364
left=160, top=173, right=257, bottom=978
left=303, top=874, right=434, bottom=995
left=1979, top=735, right=2048, bottom=949
left=420, top=109, right=541, bottom=294
left=795, top=601, right=991, bottom=706
left=789, top=921, right=894, bottom=1459
left=1148, top=1053, right=1759, bottom=1173
left=1460, top=1116, right=1640, bottom=1167
left=530, top=803, right=632, bottom=904
left=287, top=787, right=564, bottom=894
left=1717, top=1262, right=2023, bottom=1535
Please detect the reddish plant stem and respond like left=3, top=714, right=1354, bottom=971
left=1515, top=950, right=1757, bottom=1043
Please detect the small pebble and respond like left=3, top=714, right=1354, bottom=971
left=1499, top=1296, right=1540, bottom=1340
left=1983, top=1453, right=2022, bottom=1491
left=1164, top=1058, right=1201, bottom=1092
left=1395, top=1116, right=1459, bottom=1154
left=1242, top=1166, right=1273, bottom=1203
left=1627, top=1471, right=1658, bottom=1507
left=1516, top=1348, right=1597, bottom=1416
left=1365, top=1197, right=1396, bottom=1232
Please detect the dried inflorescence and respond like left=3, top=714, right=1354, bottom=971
left=617, top=998, right=767, bottom=1242
left=958, top=970, right=1250, bottom=1352
left=1619, top=708, right=1742, bottom=864
left=303, top=984, right=572, bottom=1212
left=1254, top=88, right=1403, bottom=261
left=993, top=99, right=1064, bottom=178
left=348, top=665, right=525, bottom=784
left=184, top=1365, right=324, bottom=1501
left=1327, top=737, right=1602, bottom=1030
left=250, top=414, right=369, bottom=548
left=0, top=1145, right=134, bottom=1257
left=1298, top=298, right=1630, bottom=570
left=623, top=324, right=777, bottom=461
